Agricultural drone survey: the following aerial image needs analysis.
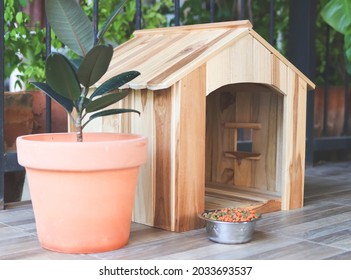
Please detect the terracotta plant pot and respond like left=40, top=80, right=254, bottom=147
left=16, top=132, right=147, bottom=254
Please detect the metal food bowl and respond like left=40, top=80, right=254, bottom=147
left=200, top=211, right=261, bottom=244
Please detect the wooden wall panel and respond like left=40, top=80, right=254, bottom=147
left=253, top=38, right=272, bottom=84
left=234, top=91, right=254, bottom=186
left=206, top=34, right=274, bottom=95
left=288, top=76, right=307, bottom=208
left=272, top=54, right=288, bottom=94
left=206, top=35, right=253, bottom=94
left=205, top=89, right=237, bottom=185
left=131, top=89, right=155, bottom=226
left=280, top=70, right=307, bottom=210
left=175, top=64, right=206, bottom=231
left=251, top=92, right=279, bottom=192
left=153, top=89, right=173, bottom=230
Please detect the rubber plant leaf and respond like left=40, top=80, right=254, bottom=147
left=321, top=0, right=351, bottom=74
left=86, top=91, right=130, bottom=113
left=77, top=45, right=113, bottom=88
left=31, top=82, right=74, bottom=113
left=46, top=52, right=81, bottom=102
left=70, top=57, right=83, bottom=71
left=321, top=0, right=351, bottom=34
left=45, top=0, right=94, bottom=57
left=91, top=71, right=140, bottom=98
left=83, top=108, right=140, bottom=128
left=346, top=28, right=351, bottom=74
left=96, top=0, right=128, bottom=44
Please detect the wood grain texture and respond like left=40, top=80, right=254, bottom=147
left=153, top=89, right=172, bottom=230
left=206, top=89, right=237, bottom=185
left=174, top=65, right=206, bottom=232
left=251, top=91, right=279, bottom=192
left=132, top=89, right=155, bottom=226
left=280, top=71, right=308, bottom=210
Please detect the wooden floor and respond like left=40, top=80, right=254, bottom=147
left=1, top=161, right=351, bottom=260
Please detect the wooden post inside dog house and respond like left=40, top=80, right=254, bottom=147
left=96, top=20, right=315, bottom=232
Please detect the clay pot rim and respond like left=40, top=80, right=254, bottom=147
left=16, top=132, right=148, bottom=171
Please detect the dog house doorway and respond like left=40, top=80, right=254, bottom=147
left=205, top=83, right=283, bottom=213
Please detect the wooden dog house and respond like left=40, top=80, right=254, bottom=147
left=96, top=20, right=315, bottom=232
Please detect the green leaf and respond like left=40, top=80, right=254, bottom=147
left=46, top=53, right=81, bottom=102
left=31, top=82, right=74, bottom=113
left=70, top=57, right=83, bottom=71
left=86, top=91, right=129, bottom=113
left=321, top=0, right=351, bottom=34
left=321, top=0, right=351, bottom=75
left=83, top=108, right=140, bottom=128
left=97, top=0, right=128, bottom=44
left=15, top=12, right=23, bottom=24
left=91, top=71, right=140, bottom=98
left=345, top=27, right=351, bottom=75
left=77, top=45, right=113, bottom=88
left=45, top=0, right=94, bottom=57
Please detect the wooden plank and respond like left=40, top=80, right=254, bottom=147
left=224, top=122, right=262, bottom=130
left=153, top=88, right=172, bottom=230
left=253, top=37, right=272, bottom=85
left=235, top=91, right=254, bottom=186
left=271, top=54, right=288, bottom=95
left=251, top=91, right=279, bottom=192
left=131, top=89, right=155, bottom=226
left=249, top=200, right=281, bottom=214
left=205, top=89, right=237, bottom=185
left=205, top=195, right=267, bottom=210
left=234, top=158, right=252, bottom=187
left=134, top=20, right=253, bottom=35
left=206, top=183, right=281, bottom=202
left=280, top=70, right=308, bottom=210
left=288, top=76, right=307, bottom=208
left=249, top=29, right=315, bottom=90
left=206, top=34, right=254, bottom=94
left=174, top=65, right=206, bottom=232
left=224, top=151, right=261, bottom=160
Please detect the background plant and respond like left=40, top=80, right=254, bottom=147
left=4, top=0, right=173, bottom=91
left=4, top=0, right=46, bottom=90
left=83, top=0, right=173, bottom=46
left=320, top=0, right=351, bottom=79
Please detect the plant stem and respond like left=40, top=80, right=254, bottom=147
left=75, top=116, right=83, bottom=142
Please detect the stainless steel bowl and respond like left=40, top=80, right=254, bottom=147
left=200, top=212, right=261, bottom=244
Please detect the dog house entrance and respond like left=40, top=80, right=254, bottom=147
left=205, top=83, right=282, bottom=213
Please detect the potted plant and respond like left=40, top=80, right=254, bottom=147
left=200, top=207, right=261, bottom=244
left=16, top=0, right=147, bottom=254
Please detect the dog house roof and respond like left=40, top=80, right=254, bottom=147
left=101, top=20, right=315, bottom=91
